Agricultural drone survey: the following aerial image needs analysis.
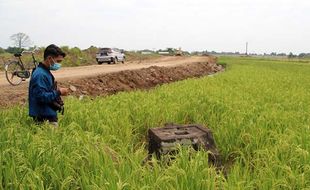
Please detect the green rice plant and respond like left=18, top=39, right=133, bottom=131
left=1, top=56, right=310, bottom=189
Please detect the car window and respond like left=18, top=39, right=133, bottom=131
left=99, top=48, right=112, bottom=53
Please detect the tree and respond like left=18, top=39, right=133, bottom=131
left=271, top=52, right=277, bottom=56
left=6, top=46, right=24, bottom=54
left=0, top=47, right=5, bottom=54
left=288, top=52, right=296, bottom=59
left=166, top=48, right=175, bottom=54
left=298, top=53, right=306, bottom=58
left=10, top=32, right=31, bottom=48
left=278, top=53, right=287, bottom=56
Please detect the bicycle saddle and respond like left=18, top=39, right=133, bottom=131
left=14, top=53, right=22, bottom=57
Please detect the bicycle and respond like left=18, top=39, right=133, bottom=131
left=4, top=48, right=39, bottom=86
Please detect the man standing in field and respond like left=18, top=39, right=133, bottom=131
left=29, top=44, right=69, bottom=127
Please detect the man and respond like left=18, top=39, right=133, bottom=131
left=29, top=44, right=69, bottom=127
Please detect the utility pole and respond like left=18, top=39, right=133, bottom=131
left=245, top=42, right=248, bottom=56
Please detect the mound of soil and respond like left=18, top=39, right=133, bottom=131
left=61, top=62, right=223, bottom=97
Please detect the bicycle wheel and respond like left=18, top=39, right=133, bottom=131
left=5, top=61, right=24, bottom=86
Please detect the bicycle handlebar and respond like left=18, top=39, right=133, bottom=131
left=21, top=47, right=39, bottom=55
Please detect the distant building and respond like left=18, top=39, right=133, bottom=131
left=141, top=51, right=152, bottom=55
left=158, top=51, right=170, bottom=55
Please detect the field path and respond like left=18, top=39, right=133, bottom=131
left=0, top=56, right=209, bottom=86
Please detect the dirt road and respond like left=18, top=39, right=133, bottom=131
left=0, top=56, right=208, bottom=86
left=0, top=56, right=218, bottom=107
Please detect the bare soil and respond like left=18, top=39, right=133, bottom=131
left=0, top=56, right=223, bottom=108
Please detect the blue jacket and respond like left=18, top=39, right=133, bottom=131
left=29, top=63, right=61, bottom=118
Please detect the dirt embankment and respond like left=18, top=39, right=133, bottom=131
left=0, top=56, right=223, bottom=108
left=62, top=62, right=223, bottom=97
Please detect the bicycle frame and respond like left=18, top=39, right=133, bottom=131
left=17, top=49, right=38, bottom=70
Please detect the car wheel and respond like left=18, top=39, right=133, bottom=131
left=98, top=61, right=103, bottom=65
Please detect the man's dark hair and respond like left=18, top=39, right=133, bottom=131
left=44, top=44, right=66, bottom=60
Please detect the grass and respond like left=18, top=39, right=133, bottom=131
left=124, top=51, right=161, bottom=62
left=0, top=56, right=310, bottom=189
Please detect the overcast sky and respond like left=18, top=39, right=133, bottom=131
left=0, top=0, right=309, bottom=54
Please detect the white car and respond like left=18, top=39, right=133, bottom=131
left=96, top=48, right=125, bottom=64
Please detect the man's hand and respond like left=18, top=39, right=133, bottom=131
left=58, top=88, right=69, bottom=96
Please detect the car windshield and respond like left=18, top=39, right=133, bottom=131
left=99, top=48, right=112, bottom=53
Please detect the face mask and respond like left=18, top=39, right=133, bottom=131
left=50, top=58, right=62, bottom=71
left=50, top=63, right=62, bottom=71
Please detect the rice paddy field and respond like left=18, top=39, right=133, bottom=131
left=1, top=56, right=310, bottom=189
